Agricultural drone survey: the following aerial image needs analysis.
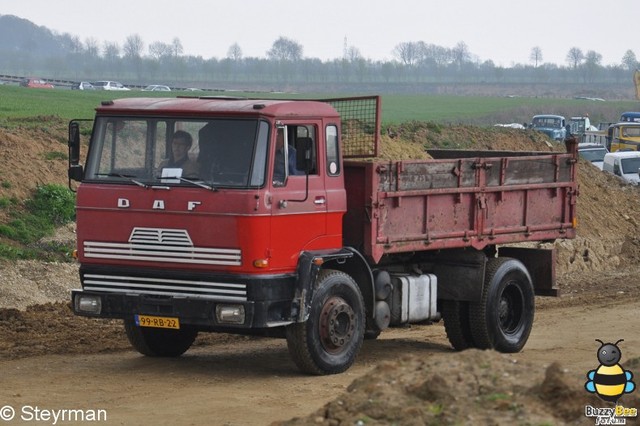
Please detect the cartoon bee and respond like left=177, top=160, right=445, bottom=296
left=585, top=339, right=636, bottom=403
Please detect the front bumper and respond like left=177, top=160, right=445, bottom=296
left=72, top=265, right=298, bottom=330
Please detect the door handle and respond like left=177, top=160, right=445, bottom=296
left=314, top=197, right=326, bottom=205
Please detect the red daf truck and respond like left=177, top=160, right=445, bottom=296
left=68, top=96, right=578, bottom=375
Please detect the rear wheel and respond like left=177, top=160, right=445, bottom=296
left=469, top=258, right=534, bottom=353
left=124, top=320, right=198, bottom=357
left=441, top=300, right=474, bottom=350
left=286, top=269, right=365, bottom=375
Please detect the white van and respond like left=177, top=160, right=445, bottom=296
left=602, top=151, right=640, bottom=184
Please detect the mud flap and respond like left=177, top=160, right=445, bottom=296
left=499, top=247, right=558, bottom=296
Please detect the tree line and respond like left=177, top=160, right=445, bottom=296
left=1, top=15, right=638, bottom=94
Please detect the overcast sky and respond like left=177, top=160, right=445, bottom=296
left=2, top=0, right=637, bottom=67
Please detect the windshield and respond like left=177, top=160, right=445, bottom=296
left=579, top=148, right=606, bottom=162
left=84, top=117, right=269, bottom=188
left=620, top=157, right=640, bottom=174
left=532, top=117, right=562, bottom=128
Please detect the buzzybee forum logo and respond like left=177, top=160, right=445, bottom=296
left=584, top=339, right=637, bottom=424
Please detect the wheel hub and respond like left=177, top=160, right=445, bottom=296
left=499, top=283, right=523, bottom=333
left=319, top=296, right=356, bottom=353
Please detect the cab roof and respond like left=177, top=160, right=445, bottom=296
left=95, top=97, right=340, bottom=119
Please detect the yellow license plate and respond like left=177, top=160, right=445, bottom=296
left=135, top=314, right=180, bottom=329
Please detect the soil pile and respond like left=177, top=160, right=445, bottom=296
left=275, top=350, right=640, bottom=426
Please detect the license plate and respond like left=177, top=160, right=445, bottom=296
left=134, top=314, right=180, bottom=329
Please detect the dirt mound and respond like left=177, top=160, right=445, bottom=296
left=275, top=349, right=640, bottom=425
left=0, top=123, right=69, bottom=200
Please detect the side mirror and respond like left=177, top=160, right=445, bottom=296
left=68, top=120, right=84, bottom=183
left=68, top=121, right=81, bottom=165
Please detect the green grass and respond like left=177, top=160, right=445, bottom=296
left=0, top=184, right=76, bottom=261
left=2, top=84, right=638, bottom=129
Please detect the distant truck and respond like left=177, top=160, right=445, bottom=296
left=68, top=96, right=578, bottom=374
left=602, top=151, right=640, bottom=184
left=531, top=114, right=567, bottom=141
left=606, top=122, right=640, bottom=152
left=578, top=142, right=608, bottom=170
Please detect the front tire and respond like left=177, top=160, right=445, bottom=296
left=469, top=257, right=535, bottom=353
left=286, top=269, right=365, bottom=375
left=124, top=320, right=198, bottom=357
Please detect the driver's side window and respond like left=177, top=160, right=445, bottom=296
left=273, top=125, right=317, bottom=185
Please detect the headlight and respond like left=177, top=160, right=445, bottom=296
left=215, top=304, right=245, bottom=324
left=74, top=294, right=102, bottom=314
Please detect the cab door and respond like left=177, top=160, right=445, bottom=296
left=269, top=122, right=328, bottom=271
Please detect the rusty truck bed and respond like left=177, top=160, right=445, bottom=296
left=343, top=143, right=578, bottom=263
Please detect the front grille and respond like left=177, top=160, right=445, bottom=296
left=83, top=241, right=242, bottom=266
left=129, top=227, right=193, bottom=245
left=82, top=273, right=247, bottom=301
left=83, top=227, right=241, bottom=266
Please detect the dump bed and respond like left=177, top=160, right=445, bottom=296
left=343, top=142, right=578, bottom=263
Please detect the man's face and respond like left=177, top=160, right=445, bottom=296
left=172, top=137, right=190, bottom=160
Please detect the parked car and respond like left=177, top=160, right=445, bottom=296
left=92, top=81, right=130, bottom=91
left=20, top=78, right=54, bottom=89
left=531, top=114, right=566, bottom=141
left=142, top=84, right=171, bottom=92
left=71, top=81, right=95, bottom=90
left=602, top=151, right=640, bottom=185
left=578, top=143, right=608, bottom=170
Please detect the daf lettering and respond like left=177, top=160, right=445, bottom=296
left=116, top=198, right=201, bottom=211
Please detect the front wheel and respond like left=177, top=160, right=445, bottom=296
left=469, top=257, right=535, bottom=353
left=124, top=320, right=198, bottom=357
left=286, top=269, right=365, bottom=375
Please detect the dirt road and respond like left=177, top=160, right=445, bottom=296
left=1, top=279, right=638, bottom=426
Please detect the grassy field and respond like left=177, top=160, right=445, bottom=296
left=1, top=84, right=638, bottom=128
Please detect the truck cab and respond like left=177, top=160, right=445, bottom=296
left=531, top=114, right=566, bottom=142
left=606, top=122, right=640, bottom=152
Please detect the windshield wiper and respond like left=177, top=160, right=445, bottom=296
left=153, top=175, right=217, bottom=191
left=176, top=177, right=217, bottom=191
left=97, top=173, right=149, bottom=188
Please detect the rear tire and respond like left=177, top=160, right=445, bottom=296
left=124, top=320, right=198, bottom=357
left=469, top=258, right=534, bottom=353
left=441, top=300, right=474, bottom=350
left=286, top=269, right=365, bottom=375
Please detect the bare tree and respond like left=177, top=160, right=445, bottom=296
left=393, top=42, right=418, bottom=66
left=123, top=34, right=144, bottom=59
left=227, top=43, right=243, bottom=61
left=622, top=49, right=638, bottom=71
left=171, top=37, right=183, bottom=57
left=149, top=41, right=172, bottom=60
left=422, top=43, right=451, bottom=68
left=267, top=37, right=303, bottom=61
left=529, top=46, right=543, bottom=68
left=346, top=45, right=362, bottom=63
left=59, top=33, right=83, bottom=53
left=103, top=41, right=120, bottom=61
left=583, top=50, right=603, bottom=82
left=84, top=38, right=100, bottom=57
left=451, top=41, right=470, bottom=70
left=566, top=47, right=584, bottom=69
